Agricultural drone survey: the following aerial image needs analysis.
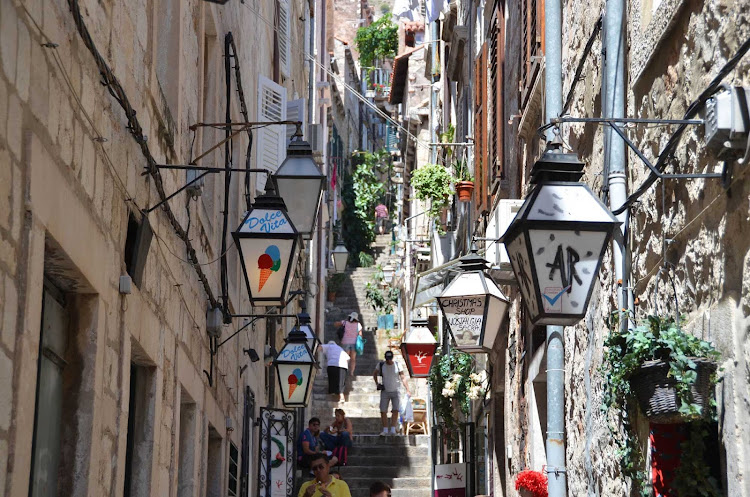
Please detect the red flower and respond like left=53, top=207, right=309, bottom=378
left=514, top=470, right=548, bottom=497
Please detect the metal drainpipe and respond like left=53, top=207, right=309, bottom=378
left=603, top=0, right=633, bottom=331
left=544, top=0, right=567, bottom=495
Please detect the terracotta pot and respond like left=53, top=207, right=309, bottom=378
left=327, top=291, right=336, bottom=302
left=518, top=489, right=534, bottom=497
left=456, top=181, right=474, bottom=202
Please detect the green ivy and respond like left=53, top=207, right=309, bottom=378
left=427, top=351, right=488, bottom=431
left=342, top=150, right=388, bottom=264
left=327, top=273, right=346, bottom=293
left=364, top=282, right=398, bottom=315
left=410, top=163, right=455, bottom=220
left=354, top=16, right=398, bottom=69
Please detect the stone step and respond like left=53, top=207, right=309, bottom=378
left=344, top=477, right=429, bottom=490
left=346, top=454, right=431, bottom=467
left=341, top=464, right=431, bottom=478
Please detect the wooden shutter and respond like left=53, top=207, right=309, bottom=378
left=490, top=3, right=505, bottom=191
left=278, top=0, right=291, bottom=78
left=520, top=0, right=543, bottom=109
left=286, top=98, right=306, bottom=144
left=474, top=43, right=489, bottom=216
left=257, top=75, right=287, bottom=191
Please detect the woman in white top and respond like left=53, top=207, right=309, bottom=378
left=340, top=312, right=363, bottom=375
left=320, top=340, right=350, bottom=402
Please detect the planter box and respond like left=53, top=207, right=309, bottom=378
left=630, top=358, right=717, bottom=423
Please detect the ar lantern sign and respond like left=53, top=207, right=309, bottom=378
left=501, top=143, right=620, bottom=326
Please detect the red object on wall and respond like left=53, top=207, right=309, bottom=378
left=401, top=342, right=438, bottom=378
left=650, top=423, right=687, bottom=497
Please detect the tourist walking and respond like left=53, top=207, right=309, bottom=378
left=374, top=203, right=388, bottom=234
left=298, top=453, right=352, bottom=497
left=340, top=312, right=363, bottom=374
left=321, top=340, right=349, bottom=402
left=373, top=351, right=411, bottom=436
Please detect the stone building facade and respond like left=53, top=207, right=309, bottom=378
left=0, top=0, right=328, bottom=496
left=406, top=0, right=750, bottom=495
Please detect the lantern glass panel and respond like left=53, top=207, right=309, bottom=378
left=331, top=244, right=349, bottom=273
left=275, top=175, right=323, bottom=235
left=298, top=324, right=318, bottom=354
left=276, top=362, right=314, bottom=405
left=234, top=207, right=299, bottom=307
left=527, top=229, right=608, bottom=316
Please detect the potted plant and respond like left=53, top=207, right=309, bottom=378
left=411, top=163, right=455, bottom=221
left=327, top=273, right=346, bottom=302
left=453, top=159, right=474, bottom=202
left=514, top=470, right=548, bottom=497
left=602, top=314, right=720, bottom=423
left=364, top=281, right=398, bottom=328
left=601, top=313, right=722, bottom=497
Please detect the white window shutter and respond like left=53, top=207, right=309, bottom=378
left=286, top=99, right=305, bottom=144
left=256, top=75, right=287, bottom=192
left=279, top=0, right=291, bottom=78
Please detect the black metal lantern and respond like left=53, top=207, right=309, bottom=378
left=331, top=240, right=349, bottom=273
left=232, top=182, right=300, bottom=307
left=437, top=248, right=510, bottom=353
left=274, top=328, right=318, bottom=407
left=272, top=131, right=326, bottom=238
left=501, top=141, right=620, bottom=326
left=400, top=314, right=437, bottom=378
left=291, top=301, right=320, bottom=355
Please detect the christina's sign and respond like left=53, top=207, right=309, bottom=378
left=439, top=296, right=487, bottom=347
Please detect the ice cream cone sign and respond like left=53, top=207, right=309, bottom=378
left=287, top=368, right=304, bottom=398
left=257, top=245, right=282, bottom=291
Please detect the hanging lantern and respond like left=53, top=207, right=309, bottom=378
left=501, top=140, right=620, bottom=325
left=272, top=131, right=326, bottom=238
left=331, top=240, right=349, bottom=273
left=274, top=328, right=318, bottom=407
left=233, top=182, right=300, bottom=307
left=400, top=314, right=437, bottom=378
left=436, top=248, right=510, bottom=353
left=292, top=301, right=320, bottom=355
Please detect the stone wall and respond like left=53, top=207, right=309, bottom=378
left=0, top=0, right=313, bottom=495
left=488, top=0, right=750, bottom=496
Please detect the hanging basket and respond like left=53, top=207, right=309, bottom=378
left=629, top=358, right=717, bottom=424
left=456, top=181, right=474, bottom=202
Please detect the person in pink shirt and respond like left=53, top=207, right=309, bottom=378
left=340, top=312, right=363, bottom=374
left=374, top=204, right=388, bottom=234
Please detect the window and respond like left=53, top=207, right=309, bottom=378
left=520, top=0, right=544, bottom=110
left=29, top=284, right=69, bottom=497
left=177, top=393, right=197, bottom=497
left=206, top=426, right=223, bottom=497
left=256, top=75, right=288, bottom=191
left=286, top=99, right=306, bottom=144
left=123, top=360, right=156, bottom=496
left=228, top=442, right=239, bottom=496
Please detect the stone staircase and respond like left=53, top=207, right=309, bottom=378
left=310, top=235, right=431, bottom=497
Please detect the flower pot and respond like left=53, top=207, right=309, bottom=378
left=630, top=358, right=717, bottom=423
left=456, top=181, right=474, bottom=202
left=327, top=291, right=337, bottom=302
left=519, top=489, right=535, bottom=497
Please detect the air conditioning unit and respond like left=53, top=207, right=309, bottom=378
left=486, top=199, right=524, bottom=270
left=308, top=124, right=325, bottom=154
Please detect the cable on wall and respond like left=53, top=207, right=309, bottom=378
left=66, top=0, right=219, bottom=308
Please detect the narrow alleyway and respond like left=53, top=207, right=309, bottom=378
left=309, top=235, right=431, bottom=496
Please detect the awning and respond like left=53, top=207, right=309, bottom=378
left=389, top=45, right=425, bottom=104
left=411, top=256, right=461, bottom=308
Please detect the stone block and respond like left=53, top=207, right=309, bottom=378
left=11, top=163, right=22, bottom=241
left=2, top=277, right=17, bottom=352
left=0, top=349, right=12, bottom=430
left=57, top=102, right=73, bottom=166
left=15, top=17, right=30, bottom=103
left=105, top=344, right=119, bottom=394
left=47, top=77, right=61, bottom=145
left=0, top=438, right=6, bottom=494
left=0, top=0, right=18, bottom=83
left=0, top=77, right=7, bottom=143
left=6, top=92, right=22, bottom=161
left=29, top=42, right=49, bottom=123
left=0, top=148, right=11, bottom=231
left=0, top=233, right=15, bottom=276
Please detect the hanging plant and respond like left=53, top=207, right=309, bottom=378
left=600, top=312, right=722, bottom=497
left=428, top=351, right=488, bottom=430
left=354, top=16, right=398, bottom=68
left=410, top=163, right=455, bottom=220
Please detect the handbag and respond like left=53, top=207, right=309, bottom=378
left=336, top=325, right=345, bottom=341
left=355, top=335, right=366, bottom=355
